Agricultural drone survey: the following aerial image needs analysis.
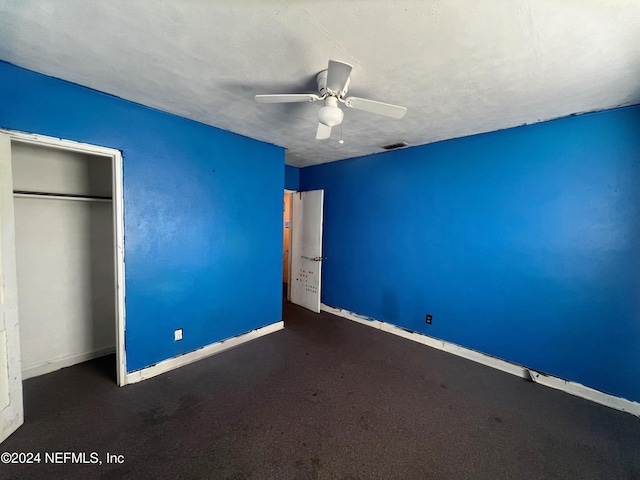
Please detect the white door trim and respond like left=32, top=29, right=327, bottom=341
left=0, top=129, right=128, bottom=386
left=0, top=132, right=23, bottom=443
left=284, top=190, right=294, bottom=302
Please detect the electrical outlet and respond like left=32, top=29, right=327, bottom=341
left=174, top=329, right=183, bottom=341
left=426, top=314, right=433, bottom=324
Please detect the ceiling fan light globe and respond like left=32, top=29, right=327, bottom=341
left=318, top=105, right=343, bottom=127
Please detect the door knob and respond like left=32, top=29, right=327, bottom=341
left=301, top=255, right=324, bottom=262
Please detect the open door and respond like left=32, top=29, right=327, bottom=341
left=0, top=132, right=24, bottom=444
left=290, top=189, right=324, bottom=313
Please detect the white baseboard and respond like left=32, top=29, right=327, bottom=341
left=321, top=303, right=640, bottom=418
left=22, top=346, right=116, bottom=380
left=125, top=321, right=284, bottom=385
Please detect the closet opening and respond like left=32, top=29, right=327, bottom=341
left=3, top=131, right=126, bottom=387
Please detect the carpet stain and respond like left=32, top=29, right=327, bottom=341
left=178, top=394, right=199, bottom=409
left=306, top=389, right=322, bottom=403
left=139, top=407, right=170, bottom=427
left=358, top=411, right=375, bottom=431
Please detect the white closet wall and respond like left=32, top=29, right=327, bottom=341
left=12, top=143, right=115, bottom=378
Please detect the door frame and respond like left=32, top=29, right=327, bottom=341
left=284, top=189, right=295, bottom=302
left=1, top=129, right=127, bottom=386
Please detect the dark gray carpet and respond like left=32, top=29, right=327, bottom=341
left=2, top=303, right=639, bottom=479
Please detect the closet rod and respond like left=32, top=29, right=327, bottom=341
left=13, top=190, right=112, bottom=203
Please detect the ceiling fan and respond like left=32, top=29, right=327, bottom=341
left=254, top=60, right=407, bottom=140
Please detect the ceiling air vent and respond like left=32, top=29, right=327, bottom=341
left=381, top=141, right=409, bottom=150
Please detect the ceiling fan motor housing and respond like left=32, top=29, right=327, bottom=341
left=317, top=69, right=350, bottom=97
left=316, top=70, right=328, bottom=96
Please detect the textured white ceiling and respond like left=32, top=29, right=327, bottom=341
left=1, top=1, right=639, bottom=167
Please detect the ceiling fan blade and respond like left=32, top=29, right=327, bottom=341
left=344, top=96, right=407, bottom=119
left=326, top=60, right=352, bottom=94
left=316, top=122, right=332, bottom=140
left=254, top=93, right=322, bottom=104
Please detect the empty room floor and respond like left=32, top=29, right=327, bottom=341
left=2, top=303, right=639, bottom=479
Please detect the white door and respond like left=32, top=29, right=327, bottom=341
left=290, top=189, right=324, bottom=313
left=0, top=132, right=24, bottom=444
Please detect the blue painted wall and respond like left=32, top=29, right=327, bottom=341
left=0, top=62, right=285, bottom=372
left=285, top=165, right=300, bottom=191
left=301, top=106, right=640, bottom=402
